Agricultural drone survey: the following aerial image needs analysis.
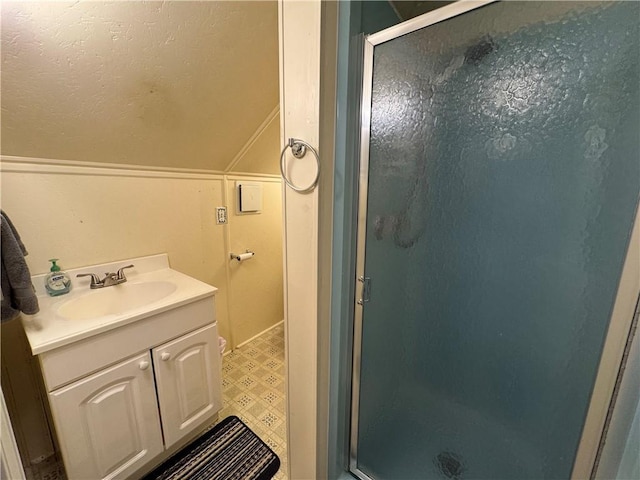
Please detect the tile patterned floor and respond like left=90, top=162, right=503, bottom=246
left=24, top=324, right=287, bottom=480
left=23, top=455, right=65, bottom=480
left=219, top=323, right=288, bottom=480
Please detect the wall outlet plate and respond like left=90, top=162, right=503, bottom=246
left=216, top=207, right=227, bottom=225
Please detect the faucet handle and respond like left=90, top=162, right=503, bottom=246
left=116, top=264, right=134, bottom=280
left=76, top=273, right=102, bottom=288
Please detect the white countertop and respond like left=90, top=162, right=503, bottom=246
left=22, top=254, right=216, bottom=355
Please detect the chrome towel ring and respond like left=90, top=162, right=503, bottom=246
left=279, top=138, right=320, bottom=193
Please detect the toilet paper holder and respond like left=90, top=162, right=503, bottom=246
left=230, top=250, right=255, bottom=262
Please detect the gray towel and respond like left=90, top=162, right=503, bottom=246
left=1, top=211, right=39, bottom=322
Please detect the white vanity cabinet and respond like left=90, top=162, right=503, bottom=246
left=37, top=296, right=222, bottom=480
left=48, top=352, right=164, bottom=479
left=153, top=324, right=222, bottom=449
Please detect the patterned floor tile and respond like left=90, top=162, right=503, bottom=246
left=259, top=389, right=281, bottom=405
left=233, top=391, right=258, bottom=409
left=23, top=454, right=65, bottom=480
left=223, top=383, right=244, bottom=399
left=221, top=323, right=287, bottom=479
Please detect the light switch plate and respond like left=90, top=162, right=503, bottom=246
left=216, top=207, right=227, bottom=224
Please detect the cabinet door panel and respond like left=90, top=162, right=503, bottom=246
left=49, top=352, right=163, bottom=480
left=153, top=324, right=222, bottom=448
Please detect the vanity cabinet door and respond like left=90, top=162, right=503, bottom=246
left=152, top=323, right=222, bottom=449
left=48, top=352, right=164, bottom=480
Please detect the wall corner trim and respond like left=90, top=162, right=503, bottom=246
left=224, top=105, right=280, bottom=173
left=0, top=156, right=226, bottom=181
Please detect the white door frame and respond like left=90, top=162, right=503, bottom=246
left=278, top=1, right=339, bottom=477
left=279, top=1, right=326, bottom=478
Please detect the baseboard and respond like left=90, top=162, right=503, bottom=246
left=234, top=320, right=284, bottom=350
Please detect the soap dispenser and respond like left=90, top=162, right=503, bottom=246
left=45, top=259, right=72, bottom=296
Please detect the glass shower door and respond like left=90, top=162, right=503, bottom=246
left=351, top=2, right=639, bottom=479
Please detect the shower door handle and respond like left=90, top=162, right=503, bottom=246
left=357, top=276, right=371, bottom=305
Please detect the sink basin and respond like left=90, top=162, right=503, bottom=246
left=57, top=281, right=177, bottom=320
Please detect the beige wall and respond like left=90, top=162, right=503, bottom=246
left=0, top=159, right=283, bottom=349
left=0, top=163, right=232, bottom=341
left=225, top=176, right=284, bottom=347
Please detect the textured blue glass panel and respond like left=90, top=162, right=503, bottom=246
left=356, top=2, right=639, bottom=479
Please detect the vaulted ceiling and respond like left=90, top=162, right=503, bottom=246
left=1, top=1, right=279, bottom=172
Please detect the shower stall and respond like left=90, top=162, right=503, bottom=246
left=349, top=1, right=639, bottom=479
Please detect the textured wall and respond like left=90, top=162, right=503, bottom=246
left=1, top=1, right=278, bottom=171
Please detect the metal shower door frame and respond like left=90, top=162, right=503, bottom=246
left=349, top=3, right=497, bottom=479
left=348, top=1, right=640, bottom=479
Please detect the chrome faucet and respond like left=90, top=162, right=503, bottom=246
left=101, top=272, right=121, bottom=287
left=77, top=265, right=134, bottom=289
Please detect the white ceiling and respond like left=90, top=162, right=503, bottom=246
left=1, top=1, right=279, bottom=172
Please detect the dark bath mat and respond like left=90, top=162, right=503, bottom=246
left=142, top=416, right=280, bottom=480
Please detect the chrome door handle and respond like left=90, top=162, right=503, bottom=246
left=357, top=276, right=371, bottom=305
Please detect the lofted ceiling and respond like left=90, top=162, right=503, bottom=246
left=1, top=1, right=279, bottom=172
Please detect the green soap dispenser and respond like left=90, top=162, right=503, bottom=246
left=45, top=259, right=72, bottom=296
